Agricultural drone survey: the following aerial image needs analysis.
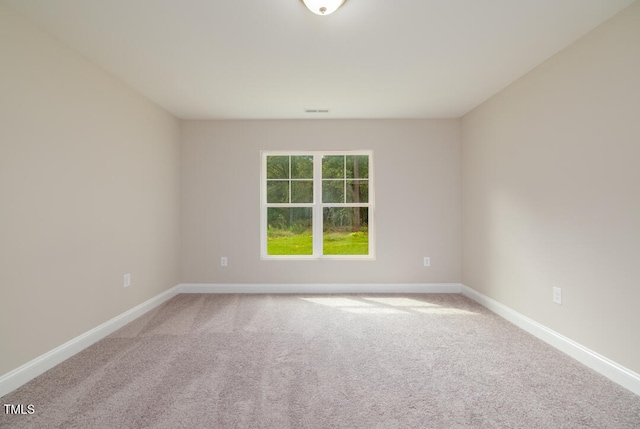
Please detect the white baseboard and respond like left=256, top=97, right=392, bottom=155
left=0, top=285, right=180, bottom=398
left=461, top=284, right=640, bottom=397
left=179, top=283, right=462, bottom=294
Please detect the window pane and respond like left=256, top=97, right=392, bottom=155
left=292, top=180, right=313, bottom=203
left=322, top=155, right=344, bottom=179
left=346, top=155, right=369, bottom=179
left=267, top=180, right=289, bottom=203
left=267, top=208, right=313, bottom=255
left=323, top=207, right=369, bottom=255
left=263, top=151, right=373, bottom=259
left=267, top=156, right=289, bottom=179
left=291, top=156, right=313, bottom=179
left=346, top=180, right=368, bottom=203
left=322, top=180, right=344, bottom=203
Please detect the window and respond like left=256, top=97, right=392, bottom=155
left=261, top=151, right=374, bottom=259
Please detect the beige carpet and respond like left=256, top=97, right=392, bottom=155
left=1, top=294, right=639, bottom=428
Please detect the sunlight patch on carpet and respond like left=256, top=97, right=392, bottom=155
left=342, top=307, right=406, bottom=315
left=301, top=297, right=373, bottom=307
left=412, top=308, right=478, bottom=316
left=363, top=297, right=438, bottom=307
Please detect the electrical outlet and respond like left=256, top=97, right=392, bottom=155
left=221, top=257, right=228, bottom=267
left=124, top=273, right=131, bottom=288
left=423, top=257, right=430, bottom=267
left=552, top=287, right=562, bottom=305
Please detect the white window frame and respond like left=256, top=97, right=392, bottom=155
left=260, top=150, right=375, bottom=260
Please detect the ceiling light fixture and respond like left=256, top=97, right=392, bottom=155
left=301, top=0, right=347, bottom=16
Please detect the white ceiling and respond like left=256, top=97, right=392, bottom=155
left=3, top=0, right=635, bottom=119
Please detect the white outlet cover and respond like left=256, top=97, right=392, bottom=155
left=552, top=287, right=562, bottom=304
left=423, top=257, right=431, bottom=267
left=124, top=273, right=131, bottom=288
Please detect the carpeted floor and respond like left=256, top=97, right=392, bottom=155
left=1, top=294, right=639, bottom=428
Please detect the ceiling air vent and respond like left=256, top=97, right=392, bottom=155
left=305, top=109, right=330, bottom=113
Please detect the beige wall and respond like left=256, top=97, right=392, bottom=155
left=0, top=4, right=181, bottom=375
left=181, top=119, right=461, bottom=284
left=461, top=2, right=640, bottom=373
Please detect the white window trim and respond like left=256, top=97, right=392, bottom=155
left=260, top=150, right=375, bottom=260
